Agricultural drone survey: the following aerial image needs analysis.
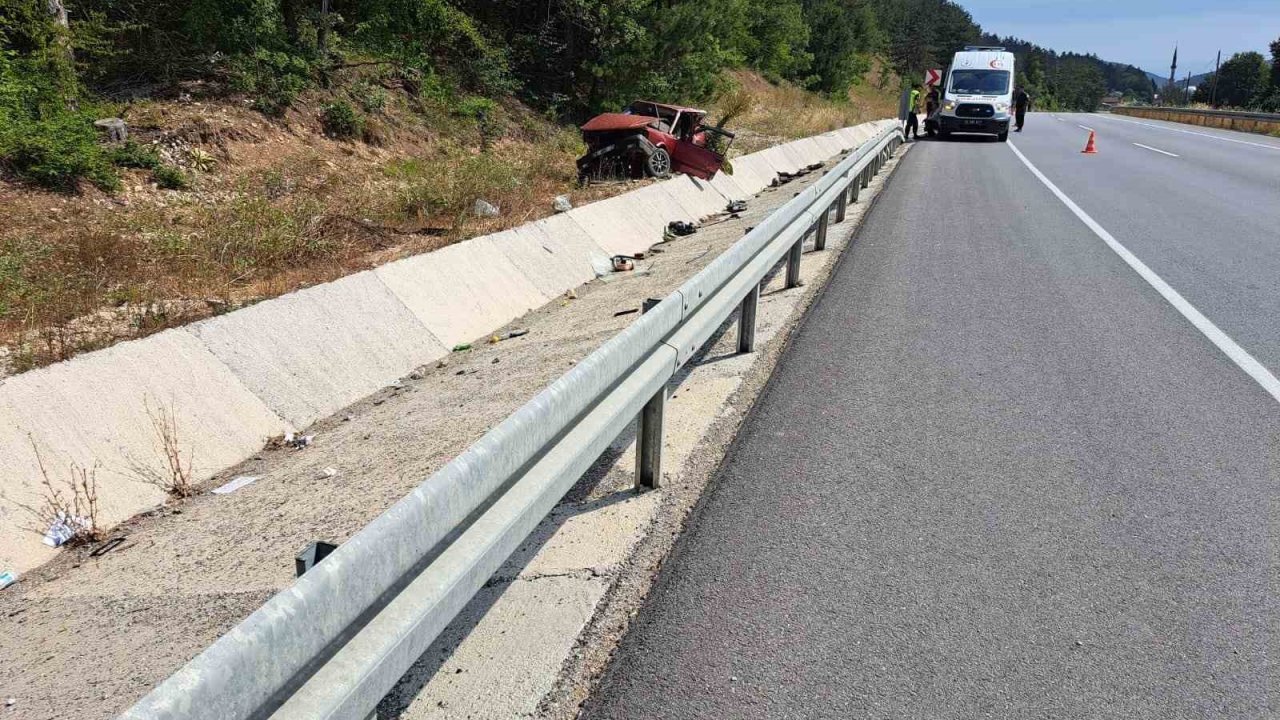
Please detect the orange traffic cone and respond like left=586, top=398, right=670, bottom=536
left=1081, top=130, right=1098, bottom=154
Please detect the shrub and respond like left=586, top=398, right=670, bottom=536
left=351, top=81, right=388, bottom=113
left=110, top=140, right=161, bottom=169
left=322, top=99, right=364, bottom=139
left=230, top=50, right=313, bottom=116
left=152, top=164, right=189, bottom=190
left=0, top=113, right=118, bottom=190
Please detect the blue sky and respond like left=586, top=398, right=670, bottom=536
left=959, top=0, right=1279, bottom=76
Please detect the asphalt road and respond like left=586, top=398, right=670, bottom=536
left=582, top=114, right=1280, bottom=719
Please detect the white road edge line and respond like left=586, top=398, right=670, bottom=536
left=1132, top=142, right=1179, bottom=157
left=1007, top=141, right=1280, bottom=404
left=1099, top=113, right=1280, bottom=152
left=1078, top=124, right=1095, bottom=132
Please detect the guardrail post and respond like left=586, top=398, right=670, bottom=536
left=738, top=284, right=759, bottom=354
left=860, top=166, right=870, bottom=189
left=815, top=205, right=831, bottom=251
left=834, top=183, right=848, bottom=223
left=786, top=237, right=803, bottom=288
left=636, top=386, right=666, bottom=490
left=850, top=176, right=861, bottom=203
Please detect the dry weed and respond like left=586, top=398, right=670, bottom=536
left=17, top=440, right=104, bottom=547
left=127, top=397, right=197, bottom=498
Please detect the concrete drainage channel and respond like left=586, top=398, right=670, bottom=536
left=102, top=124, right=906, bottom=720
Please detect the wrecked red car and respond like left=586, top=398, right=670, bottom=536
left=576, top=101, right=734, bottom=184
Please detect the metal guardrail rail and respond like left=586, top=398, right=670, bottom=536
left=120, top=123, right=904, bottom=720
left=1114, top=105, right=1280, bottom=122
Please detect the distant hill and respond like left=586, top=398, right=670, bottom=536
left=1144, top=70, right=1213, bottom=88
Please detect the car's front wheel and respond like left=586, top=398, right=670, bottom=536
left=645, top=147, right=672, bottom=178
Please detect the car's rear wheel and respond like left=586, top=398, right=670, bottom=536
left=645, top=147, right=672, bottom=178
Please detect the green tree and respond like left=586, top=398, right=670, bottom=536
left=1213, top=51, right=1267, bottom=108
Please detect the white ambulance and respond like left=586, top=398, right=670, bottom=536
left=936, top=46, right=1015, bottom=141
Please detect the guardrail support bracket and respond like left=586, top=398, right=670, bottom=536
left=786, top=238, right=804, bottom=288
left=738, top=284, right=760, bottom=354
left=636, top=386, right=667, bottom=490
left=815, top=207, right=831, bottom=251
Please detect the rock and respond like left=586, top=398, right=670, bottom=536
left=94, top=117, right=128, bottom=142
left=553, top=195, right=573, bottom=213
left=473, top=199, right=500, bottom=218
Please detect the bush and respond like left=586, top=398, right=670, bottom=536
left=351, top=81, right=388, bottom=113
left=0, top=113, right=118, bottom=191
left=152, top=164, right=189, bottom=190
left=321, top=100, right=364, bottom=139
left=110, top=140, right=161, bottom=169
left=230, top=50, right=313, bottom=116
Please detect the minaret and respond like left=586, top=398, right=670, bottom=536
left=1168, top=45, right=1178, bottom=91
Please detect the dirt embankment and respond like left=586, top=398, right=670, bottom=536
left=0, top=69, right=896, bottom=378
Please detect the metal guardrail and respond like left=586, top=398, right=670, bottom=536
left=119, top=123, right=904, bottom=720
left=1114, top=105, right=1280, bottom=123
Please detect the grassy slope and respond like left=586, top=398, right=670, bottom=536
left=0, top=68, right=897, bottom=375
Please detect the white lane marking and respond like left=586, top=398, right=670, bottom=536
left=1078, top=124, right=1095, bottom=132
left=1099, top=114, right=1280, bottom=152
left=1007, top=141, right=1280, bottom=404
left=1132, top=142, right=1179, bottom=157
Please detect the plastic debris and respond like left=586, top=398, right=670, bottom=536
left=319, top=467, right=338, bottom=479
left=473, top=199, right=500, bottom=218
left=553, top=195, right=573, bottom=213
left=612, top=256, right=635, bottom=272
left=452, top=343, right=473, bottom=352
left=726, top=200, right=747, bottom=213
left=212, top=475, right=259, bottom=495
left=666, top=220, right=697, bottom=237
left=505, top=329, right=530, bottom=339
left=0, top=570, right=17, bottom=591
left=41, top=513, right=89, bottom=548
left=614, top=308, right=640, bottom=317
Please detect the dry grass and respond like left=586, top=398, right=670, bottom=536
left=710, top=67, right=899, bottom=153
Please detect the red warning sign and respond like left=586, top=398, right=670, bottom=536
left=925, top=68, right=942, bottom=86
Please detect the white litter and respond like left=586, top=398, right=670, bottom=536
left=0, top=570, right=17, bottom=590
left=212, top=475, right=260, bottom=495
left=318, top=467, right=338, bottom=479
left=42, top=513, right=88, bottom=547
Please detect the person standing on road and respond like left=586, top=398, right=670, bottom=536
left=1013, top=87, right=1030, bottom=132
left=904, top=83, right=922, bottom=140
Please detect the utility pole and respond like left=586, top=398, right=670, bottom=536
left=1210, top=50, right=1221, bottom=108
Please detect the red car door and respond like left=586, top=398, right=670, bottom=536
left=669, top=125, right=734, bottom=180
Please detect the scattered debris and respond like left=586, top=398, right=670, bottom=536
left=642, top=298, right=662, bottom=314
left=452, top=343, right=473, bottom=352
left=212, top=475, right=260, bottom=495
left=342, top=414, right=354, bottom=422
left=614, top=308, right=640, bottom=317
left=488, top=334, right=501, bottom=345
left=565, top=289, right=578, bottom=300
left=0, top=570, right=16, bottom=591
left=93, top=117, right=128, bottom=142
left=666, top=220, right=697, bottom=238
left=473, top=199, right=500, bottom=218
left=612, top=256, right=635, bottom=272
left=284, top=432, right=313, bottom=450
left=42, top=513, right=91, bottom=548
left=318, top=467, right=338, bottom=480
left=726, top=200, right=748, bottom=213
left=505, top=328, right=530, bottom=339
left=4, top=697, right=14, bottom=707
left=553, top=195, right=573, bottom=213
left=408, top=368, right=425, bottom=380
left=491, top=357, right=501, bottom=364
left=436, top=359, right=449, bottom=369
left=89, top=537, right=127, bottom=557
